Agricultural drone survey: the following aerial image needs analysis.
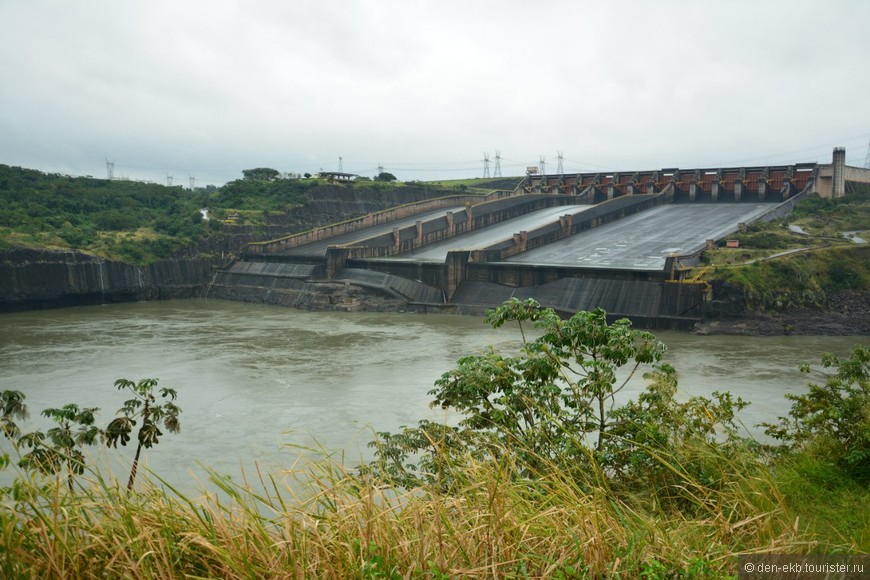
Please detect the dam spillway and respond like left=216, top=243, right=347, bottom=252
left=506, top=202, right=778, bottom=271
left=211, top=191, right=786, bottom=326
left=210, top=152, right=870, bottom=326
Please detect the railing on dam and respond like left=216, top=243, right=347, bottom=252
left=527, top=163, right=817, bottom=203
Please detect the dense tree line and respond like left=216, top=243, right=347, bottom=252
left=208, top=175, right=316, bottom=211
left=0, top=164, right=211, bottom=262
left=0, top=164, right=479, bottom=263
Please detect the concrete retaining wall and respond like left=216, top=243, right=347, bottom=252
left=337, top=268, right=444, bottom=304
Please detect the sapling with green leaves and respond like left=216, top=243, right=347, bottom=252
left=1, top=390, right=29, bottom=473
left=105, top=378, right=181, bottom=490
left=18, top=403, right=101, bottom=491
left=1, top=390, right=29, bottom=442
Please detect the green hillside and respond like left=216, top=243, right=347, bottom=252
left=0, top=165, right=212, bottom=263
left=0, top=165, right=473, bottom=264
left=700, top=186, right=870, bottom=310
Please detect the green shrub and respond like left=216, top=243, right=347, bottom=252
left=764, top=345, right=870, bottom=483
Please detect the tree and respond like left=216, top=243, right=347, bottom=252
left=374, top=172, right=397, bottom=182
left=105, top=378, right=181, bottom=490
left=367, top=299, right=668, bottom=487
left=603, top=364, right=749, bottom=507
left=3, top=391, right=103, bottom=490
left=241, top=167, right=280, bottom=181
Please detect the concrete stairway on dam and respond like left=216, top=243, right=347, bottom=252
left=451, top=278, right=704, bottom=327
left=205, top=261, right=445, bottom=307
left=336, top=268, right=444, bottom=304
left=209, top=261, right=319, bottom=288
left=205, top=261, right=320, bottom=301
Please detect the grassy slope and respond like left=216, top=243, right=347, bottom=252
left=423, top=176, right=525, bottom=193
left=701, top=188, right=870, bottom=310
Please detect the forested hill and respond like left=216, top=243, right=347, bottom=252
left=0, top=165, right=213, bottom=263
left=0, top=164, right=506, bottom=264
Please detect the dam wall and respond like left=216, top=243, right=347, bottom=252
left=249, top=192, right=507, bottom=255
left=450, top=277, right=704, bottom=328
left=529, top=163, right=816, bottom=203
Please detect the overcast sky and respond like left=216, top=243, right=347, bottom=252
left=1, top=0, right=869, bottom=186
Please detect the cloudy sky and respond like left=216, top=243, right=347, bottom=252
left=1, top=0, right=869, bottom=185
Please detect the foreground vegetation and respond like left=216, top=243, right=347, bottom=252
left=1, top=300, right=867, bottom=577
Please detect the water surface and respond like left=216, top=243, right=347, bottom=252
left=1, top=299, right=864, bottom=491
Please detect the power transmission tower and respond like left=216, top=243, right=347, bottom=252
left=338, top=156, right=343, bottom=172
left=556, top=151, right=564, bottom=175
left=494, top=150, right=502, bottom=177
left=189, top=175, right=195, bottom=190
left=482, top=152, right=491, bottom=178
left=166, top=175, right=174, bottom=187
left=539, top=155, right=546, bottom=176
left=106, top=159, right=114, bottom=180
left=864, top=139, right=870, bottom=169
left=377, top=163, right=384, bottom=175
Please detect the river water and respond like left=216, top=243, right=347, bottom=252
left=0, top=299, right=865, bottom=493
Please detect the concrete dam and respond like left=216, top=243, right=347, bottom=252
left=208, top=150, right=870, bottom=327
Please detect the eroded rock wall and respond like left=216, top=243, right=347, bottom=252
left=0, top=249, right=219, bottom=312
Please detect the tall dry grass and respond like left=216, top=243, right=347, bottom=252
left=0, top=438, right=818, bottom=579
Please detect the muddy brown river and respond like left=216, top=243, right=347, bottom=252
left=1, top=299, right=865, bottom=492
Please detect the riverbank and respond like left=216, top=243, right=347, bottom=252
left=694, top=290, right=870, bottom=336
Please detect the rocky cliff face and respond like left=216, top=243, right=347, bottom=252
left=697, top=281, right=870, bottom=335
left=0, top=249, right=220, bottom=312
